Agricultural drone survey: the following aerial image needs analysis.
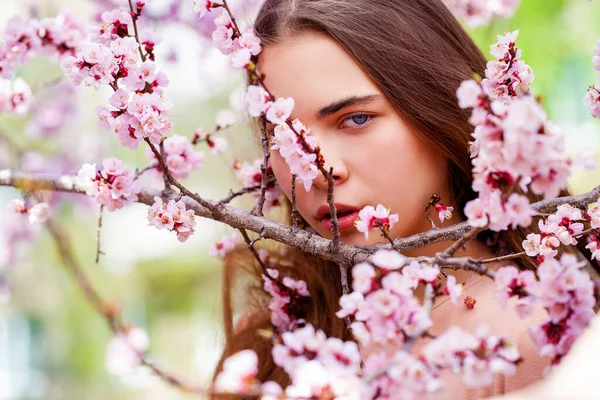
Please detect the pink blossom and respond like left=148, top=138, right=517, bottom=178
left=193, top=0, right=224, bottom=19
left=0, top=77, right=33, bottom=116
left=109, top=88, right=130, bottom=109
left=146, top=134, right=204, bottom=179
left=443, top=1, right=520, bottom=28
left=27, top=202, right=49, bottom=223
left=354, top=204, right=399, bottom=239
left=209, top=232, right=240, bottom=258
left=105, top=327, right=149, bottom=376
left=270, top=123, right=319, bottom=191
left=245, top=85, right=272, bottom=117
left=239, top=30, right=262, bottom=55
left=443, top=275, right=463, bottom=304
left=494, top=266, right=536, bottom=309
left=147, top=196, right=196, bottom=242
left=233, top=158, right=282, bottom=212
left=262, top=268, right=310, bottom=332
left=265, top=97, right=294, bottom=125
left=456, top=80, right=483, bottom=109
left=351, top=262, right=376, bottom=294
left=369, top=249, right=406, bottom=270
left=585, top=235, right=600, bottom=261
left=434, top=203, right=454, bottom=223
left=76, top=158, right=140, bottom=211
left=214, top=350, right=258, bottom=395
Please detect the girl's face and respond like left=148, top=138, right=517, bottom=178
left=259, top=32, right=457, bottom=247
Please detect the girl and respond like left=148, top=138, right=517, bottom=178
left=213, top=0, right=594, bottom=398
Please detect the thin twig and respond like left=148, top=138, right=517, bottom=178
left=128, top=0, right=147, bottom=63
left=217, top=180, right=272, bottom=205
left=291, top=174, right=298, bottom=231
left=95, top=205, right=104, bottom=264
left=326, top=167, right=341, bottom=251
left=253, top=116, right=271, bottom=217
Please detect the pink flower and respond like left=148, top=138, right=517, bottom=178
left=443, top=275, right=463, bottom=304
left=109, top=88, right=130, bottom=109
left=105, top=327, right=149, bottom=376
left=27, top=202, right=49, bottom=223
left=354, top=204, right=399, bottom=239
left=351, top=262, right=375, bottom=294
left=233, top=158, right=282, bottom=212
left=369, top=249, right=406, bottom=270
left=214, top=350, right=258, bottom=394
left=209, top=232, right=240, bottom=258
left=76, top=159, right=140, bottom=211
left=146, top=134, right=204, bottom=179
left=585, top=235, right=600, bottom=262
left=245, top=85, right=272, bottom=117
left=262, top=269, right=310, bottom=332
left=456, top=80, right=483, bottom=108
left=434, top=203, right=454, bottom=223
left=270, top=123, right=319, bottom=191
left=494, top=266, right=536, bottom=309
left=193, top=0, right=224, bottom=19
left=147, top=196, right=196, bottom=242
left=265, top=97, right=294, bottom=125
left=239, top=30, right=262, bottom=55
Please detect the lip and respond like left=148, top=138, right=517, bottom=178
left=316, top=203, right=361, bottom=232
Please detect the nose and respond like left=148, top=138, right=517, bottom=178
left=311, top=144, right=348, bottom=191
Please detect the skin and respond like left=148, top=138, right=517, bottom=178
left=259, top=31, right=495, bottom=268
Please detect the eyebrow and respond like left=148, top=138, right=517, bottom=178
left=316, top=94, right=383, bottom=119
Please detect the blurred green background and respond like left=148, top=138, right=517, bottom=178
left=0, top=0, right=599, bottom=399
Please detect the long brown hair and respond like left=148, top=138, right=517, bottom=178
left=212, top=0, right=596, bottom=393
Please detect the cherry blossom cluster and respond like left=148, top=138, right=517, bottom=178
left=233, top=158, right=282, bottom=212
left=208, top=231, right=241, bottom=258
left=61, top=6, right=172, bottom=149
left=421, top=325, right=521, bottom=387
left=270, top=119, right=320, bottom=192
left=0, top=77, right=33, bottom=116
left=77, top=158, right=140, bottom=211
left=482, top=30, right=533, bottom=100
left=531, top=255, right=595, bottom=365
left=494, top=253, right=596, bottom=365
left=522, top=204, right=588, bottom=263
left=145, top=134, right=204, bottom=179
left=354, top=204, right=399, bottom=239
left=193, top=3, right=262, bottom=70
left=443, top=0, right=521, bottom=28
left=0, top=13, right=86, bottom=78
left=147, top=196, right=196, bottom=242
left=271, top=324, right=363, bottom=398
left=583, top=38, right=600, bottom=118
left=458, top=32, right=571, bottom=231
left=196, top=1, right=323, bottom=193
left=262, top=267, right=311, bottom=333
left=10, top=199, right=50, bottom=224
left=337, top=250, right=434, bottom=349
left=105, top=326, right=149, bottom=376
left=246, top=86, right=321, bottom=192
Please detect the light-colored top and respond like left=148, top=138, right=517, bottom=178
left=416, top=272, right=550, bottom=400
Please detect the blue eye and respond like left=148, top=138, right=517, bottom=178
left=340, top=113, right=373, bottom=129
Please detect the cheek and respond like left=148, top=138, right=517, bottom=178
left=270, top=151, right=293, bottom=198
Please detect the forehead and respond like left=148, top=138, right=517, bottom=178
left=257, top=32, right=383, bottom=119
